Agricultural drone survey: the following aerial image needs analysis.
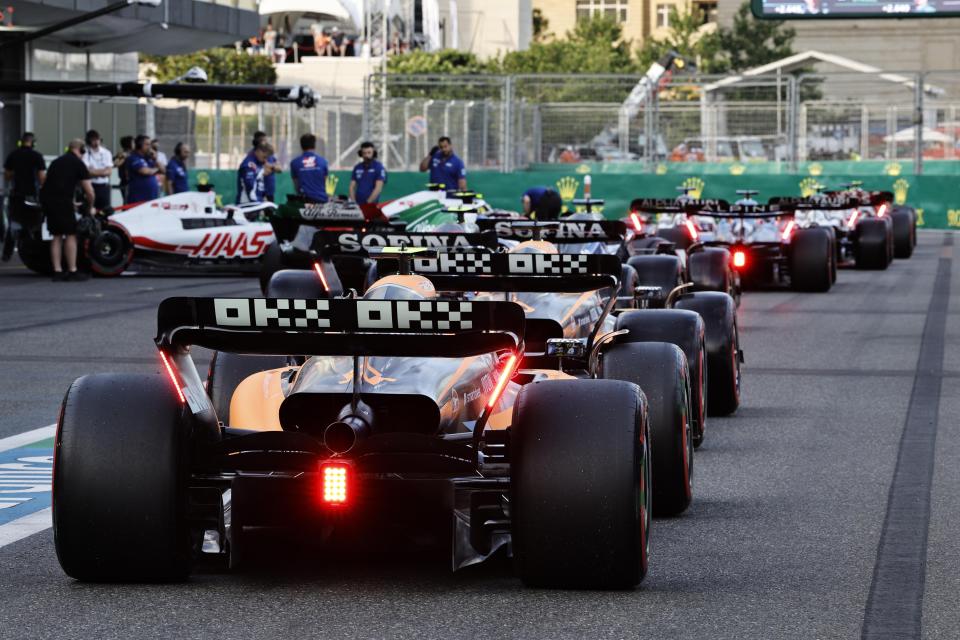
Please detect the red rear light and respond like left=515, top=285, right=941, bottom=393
left=321, top=463, right=349, bottom=505
left=158, top=350, right=186, bottom=405
left=877, top=203, right=888, bottom=217
left=732, top=250, right=747, bottom=269
left=684, top=219, right=699, bottom=241
left=781, top=220, right=796, bottom=241
left=630, top=212, right=643, bottom=233
left=312, top=262, right=330, bottom=292
left=848, top=209, right=860, bottom=227
left=487, top=353, right=519, bottom=409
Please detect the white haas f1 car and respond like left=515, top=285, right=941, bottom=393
left=17, top=191, right=276, bottom=276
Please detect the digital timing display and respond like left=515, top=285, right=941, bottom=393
left=752, top=0, right=960, bottom=18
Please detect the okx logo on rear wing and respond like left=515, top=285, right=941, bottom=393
left=411, top=252, right=622, bottom=293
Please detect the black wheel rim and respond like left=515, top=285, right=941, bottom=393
left=92, top=230, right=125, bottom=267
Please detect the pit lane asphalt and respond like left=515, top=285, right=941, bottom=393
left=0, top=233, right=957, bottom=640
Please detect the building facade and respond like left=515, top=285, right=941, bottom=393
left=532, top=0, right=716, bottom=44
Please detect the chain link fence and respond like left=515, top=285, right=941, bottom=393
left=20, top=69, right=960, bottom=174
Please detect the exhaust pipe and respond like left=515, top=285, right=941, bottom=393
left=323, top=402, right=373, bottom=454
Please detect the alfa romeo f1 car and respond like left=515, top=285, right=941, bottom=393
left=53, top=250, right=707, bottom=589
left=17, top=191, right=276, bottom=276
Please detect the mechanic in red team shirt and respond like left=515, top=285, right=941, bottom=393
left=290, top=133, right=329, bottom=203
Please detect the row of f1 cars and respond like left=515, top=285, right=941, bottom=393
left=49, top=181, right=916, bottom=589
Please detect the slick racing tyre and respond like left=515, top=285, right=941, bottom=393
left=688, top=248, right=731, bottom=294
left=890, top=207, right=915, bottom=259
left=627, top=254, right=684, bottom=305
left=602, top=342, right=693, bottom=516
left=616, top=309, right=707, bottom=448
left=54, top=373, right=193, bottom=581
left=207, top=352, right=293, bottom=424
left=657, top=225, right=693, bottom=251
left=674, top=292, right=741, bottom=417
left=16, top=235, right=53, bottom=274
left=259, top=242, right=284, bottom=294
left=617, top=264, right=639, bottom=309
left=266, top=264, right=342, bottom=298
left=855, top=218, right=891, bottom=270
left=512, top=379, right=650, bottom=589
left=87, top=225, right=133, bottom=276
left=791, top=227, right=833, bottom=292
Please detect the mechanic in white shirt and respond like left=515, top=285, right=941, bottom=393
left=82, top=130, right=114, bottom=211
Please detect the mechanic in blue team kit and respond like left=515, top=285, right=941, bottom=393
left=419, top=136, right=467, bottom=191
left=2, top=132, right=46, bottom=261
left=290, top=133, right=329, bottom=203
left=252, top=131, right=283, bottom=201
left=165, top=143, right=191, bottom=194
left=237, top=142, right=274, bottom=204
left=123, top=135, right=162, bottom=204
left=349, top=141, right=387, bottom=204
left=521, top=186, right=556, bottom=215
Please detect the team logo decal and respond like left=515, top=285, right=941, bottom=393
left=413, top=252, right=590, bottom=276
left=211, top=299, right=475, bottom=331
left=507, top=254, right=588, bottom=275
left=356, top=301, right=473, bottom=330
left=214, top=299, right=331, bottom=328
left=414, top=253, right=493, bottom=274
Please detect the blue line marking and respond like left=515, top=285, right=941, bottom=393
left=0, top=446, right=53, bottom=526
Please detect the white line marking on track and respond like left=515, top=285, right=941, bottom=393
left=0, top=508, right=52, bottom=548
left=0, top=424, right=56, bottom=454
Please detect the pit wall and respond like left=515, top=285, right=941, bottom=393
left=189, top=167, right=960, bottom=229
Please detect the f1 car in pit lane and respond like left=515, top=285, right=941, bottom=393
left=16, top=192, right=277, bottom=276
left=52, top=250, right=707, bottom=588
left=379, top=185, right=493, bottom=221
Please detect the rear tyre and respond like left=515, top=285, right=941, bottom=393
left=602, top=342, right=693, bottom=516
left=674, top=292, right=740, bottom=416
left=855, top=218, right=890, bottom=270
left=259, top=242, right=283, bottom=294
left=512, top=379, right=650, bottom=588
left=627, top=254, right=684, bottom=304
left=791, top=227, right=833, bottom=292
left=657, top=225, right=693, bottom=251
left=87, top=225, right=133, bottom=276
left=53, top=373, right=192, bottom=581
left=16, top=234, right=53, bottom=274
left=617, top=264, right=638, bottom=308
left=616, top=309, right=707, bottom=448
left=207, top=352, right=293, bottom=424
left=890, top=208, right=915, bottom=259
left=688, top=248, right=731, bottom=294
left=266, top=264, right=341, bottom=298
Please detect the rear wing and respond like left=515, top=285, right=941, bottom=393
left=768, top=195, right=861, bottom=209
left=475, top=218, right=627, bottom=243
left=631, top=198, right=730, bottom=215
left=156, top=297, right=524, bottom=358
left=409, top=252, right=622, bottom=293
left=310, top=229, right=500, bottom=256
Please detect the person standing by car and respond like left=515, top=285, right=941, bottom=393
left=115, top=135, right=134, bottom=204
left=419, top=136, right=467, bottom=191
left=82, top=130, right=113, bottom=211
left=165, top=143, right=191, bottom=194
left=349, top=141, right=386, bottom=204
left=2, top=132, right=46, bottom=261
left=124, top=135, right=162, bottom=204
left=252, top=131, right=282, bottom=201
left=40, top=139, right=94, bottom=281
left=290, top=134, right=329, bottom=203
left=521, top=186, right=557, bottom=216
left=237, top=142, right=274, bottom=204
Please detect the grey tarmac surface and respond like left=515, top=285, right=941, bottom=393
left=0, top=232, right=956, bottom=639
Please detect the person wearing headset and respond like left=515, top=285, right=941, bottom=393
left=349, top=141, right=387, bottom=204
left=290, top=133, right=329, bottom=203
left=165, top=143, right=191, bottom=194
left=2, top=132, right=46, bottom=261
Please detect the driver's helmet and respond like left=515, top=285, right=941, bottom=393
left=364, top=274, right=437, bottom=300
left=509, top=240, right=558, bottom=255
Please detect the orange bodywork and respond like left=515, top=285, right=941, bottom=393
left=228, top=367, right=287, bottom=431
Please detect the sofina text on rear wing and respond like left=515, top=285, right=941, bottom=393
left=475, top=219, right=627, bottom=243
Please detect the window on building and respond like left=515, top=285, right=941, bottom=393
left=576, top=0, right=628, bottom=23
left=694, top=0, right=718, bottom=23
left=656, top=3, right=671, bottom=27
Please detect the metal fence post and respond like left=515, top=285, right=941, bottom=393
left=464, top=101, right=473, bottom=167
left=914, top=72, right=923, bottom=175
left=502, top=76, right=513, bottom=173
left=214, top=100, right=222, bottom=170
left=403, top=99, right=411, bottom=170
left=482, top=99, right=490, bottom=167
left=788, top=75, right=799, bottom=172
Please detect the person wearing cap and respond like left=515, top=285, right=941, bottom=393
left=349, top=141, right=386, bottom=204
left=82, top=130, right=113, bottom=211
left=165, top=143, right=191, bottom=194
left=40, top=139, right=94, bottom=281
left=290, top=134, right=329, bottom=203
left=419, top=136, right=467, bottom=191
left=237, top=141, right=274, bottom=203
left=251, top=131, right=282, bottom=201
left=2, top=132, right=46, bottom=261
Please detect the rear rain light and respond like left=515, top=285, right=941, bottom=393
left=158, top=350, right=186, bottom=405
left=877, top=203, right=888, bottom=217
left=630, top=213, right=643, bottom=233
left=487, top=353, right=519, bottom=409
left=321, top=464, right=349, bottom=505
left=732, top=250, right=747, bottom=269
left=312, top=262, right=330, bottom=292
left=848, top=209, right=860, bottom=227
left=684, top=219, right=699, bottom=241
left=781, top=220, right=796, bottom=241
